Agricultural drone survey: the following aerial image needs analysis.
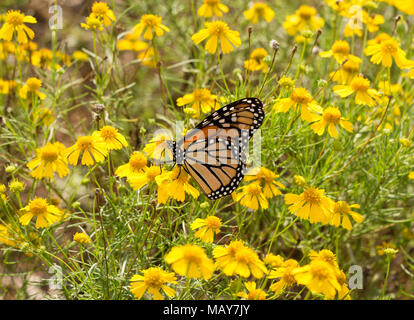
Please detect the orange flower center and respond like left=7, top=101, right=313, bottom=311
left=29, top=198, right=48, bottom=215
left=245, top=183, right=262, bottom=196
left=350, top=76, right=370, bottom=92
left=144, top=269, right=164, bottom=288
left=322, top=107, right=341, bottom=124
left=207, top=21, right=229, bottom=36
left=40, top=145, right=59, bottom=162
left=100, top=126, right=117, bottom=139
left=256, top=168, right=274, bottom=184
left=129, top=153, right=147, bottom=171
left=205, top=216, right=221, bottom=230
left=182, top=246, right=202, bottom=264
left=141, top=14, right=161, bottom=27
left=380, top=39, right=398, bottom=55
left=310, top=262, right=331, bottom=280
left=297, top=6, right=315, bottom=20
left=253, top=3, right=267, bottom=14
left=290, top=88, right=313, bottom=105
left=6, top=10, right=24, bottom=26
left=235, top=247, right=253, bottom=264
left=77, top=136, right=94, bottom=150
left=333, top=201, right=350, bottom=214
left=251, top=48, right=267, bottom=62
left=303, top=187, right=322, bottom=204
left=332, top=41, right=350, bottom=55
left=192, top=89, right=213, bottom=102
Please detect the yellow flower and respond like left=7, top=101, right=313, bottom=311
left=93, top=126, right=128, bottom=150
left=309, top=106, right=353, bottom=138
left=132, top=14, right=170, bottom=40
left=293, top=174, right=307, bottom=187
left=27, top=142, right=69, bottom=180
left=0, top=10, right=36, bottom=44
left=278, top=76, right=295, bottom=90
left=81, top=13, right=104, bottom=31
left=284, top=187, right=333, bottom=224
left=162, top=167, right=200, bottom=203
left=91, top=1, right=116, bottom=26
left=0, top=79, right=10, bottom=94
left=244, top=167, right=285, bottom=199
left=319, top=40, right=350, bottom=63
left=192, top=21, right=241, bottom=54
left=409, top=172, right=414, bottom=180
left=307, top=249, right=351, bottom=299
left=73, top=50, right=89, bottom=61
left=376, top=241, right=398, bottom=258
left=268, top=259, right=299, bottom=295
left=330, top=201, right=363, bottom=230
left=273, top=87, right=320, bottom=122
left=197, top=0, right=229, bottom=18
left=130, top=267, right=177, bottom=300
left=367, top=32, right=391, bottom=46
left=73, top=232, right=91, bottom=244
left=243, top=2, right=275, bottom=24
left=233, top=181, right=268, bottom=210
left=137, top=46, right=157, bottom=68
left=19, top=77, right=46, bottom=100
left=143, top=132, right=173, bottom=161
left=127, top=165, right=162, bottom=191
left=176, top=88, right=218, bottom=118
left=331, top=54, right=362, bottom=85
left=308, top=249, right=339, bottom=270
left=31, top=48, right=55, bottom=69
left=213, top=240, right=268, bottom=278
left=293, top=259, right=341, bottom=299
left=19, top=197, right=62, bottom=229
left=237, top=282, right=267, bottom=300
left=244, top=48, right=269, bottom=73
left=377, top=81, right=402, bottom=96
left=164, top=244, right=214, bottom=280
left=191, top=216, right=222, bottom=243
left=33, top=108, right=55, bottom=126
left=343, top=6, right=363, bottom=38
left=264, top=253, right=285, bottom=268
left=282, top=5, right=324, bottom=36
left=389, top=0, right=414, bottom=15
left=337, top=269, right=351, bottom=300
left=115, top=151, right=148, bottom=178
left=365, top=38, right=414, bottom=69
left=117, top=32, right=149, bottom=51
left=65, top=135, right=108, bottom=166
left=0, top=224, right=20, bottom=247
left=364, top=12, right=384, bottom=33
left=127, top=165, right=170, bottom=204
left=333, top=75, right=380, bottom=107
left=9, top=180, right=25, bottom=193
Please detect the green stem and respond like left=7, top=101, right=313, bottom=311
left=217, top=51, right=230, bottom=93
left=381, top=255, right=391, bottom=299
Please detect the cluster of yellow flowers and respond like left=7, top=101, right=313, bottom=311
left=130, top=241, right=351, bottom=300
left=0, top=0, right=412, bottom=301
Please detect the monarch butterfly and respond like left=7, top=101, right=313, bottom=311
left=166, top=98, right=264, bottom=200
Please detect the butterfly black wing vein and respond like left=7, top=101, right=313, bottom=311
left=169, top=97, right=264, bottom=200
